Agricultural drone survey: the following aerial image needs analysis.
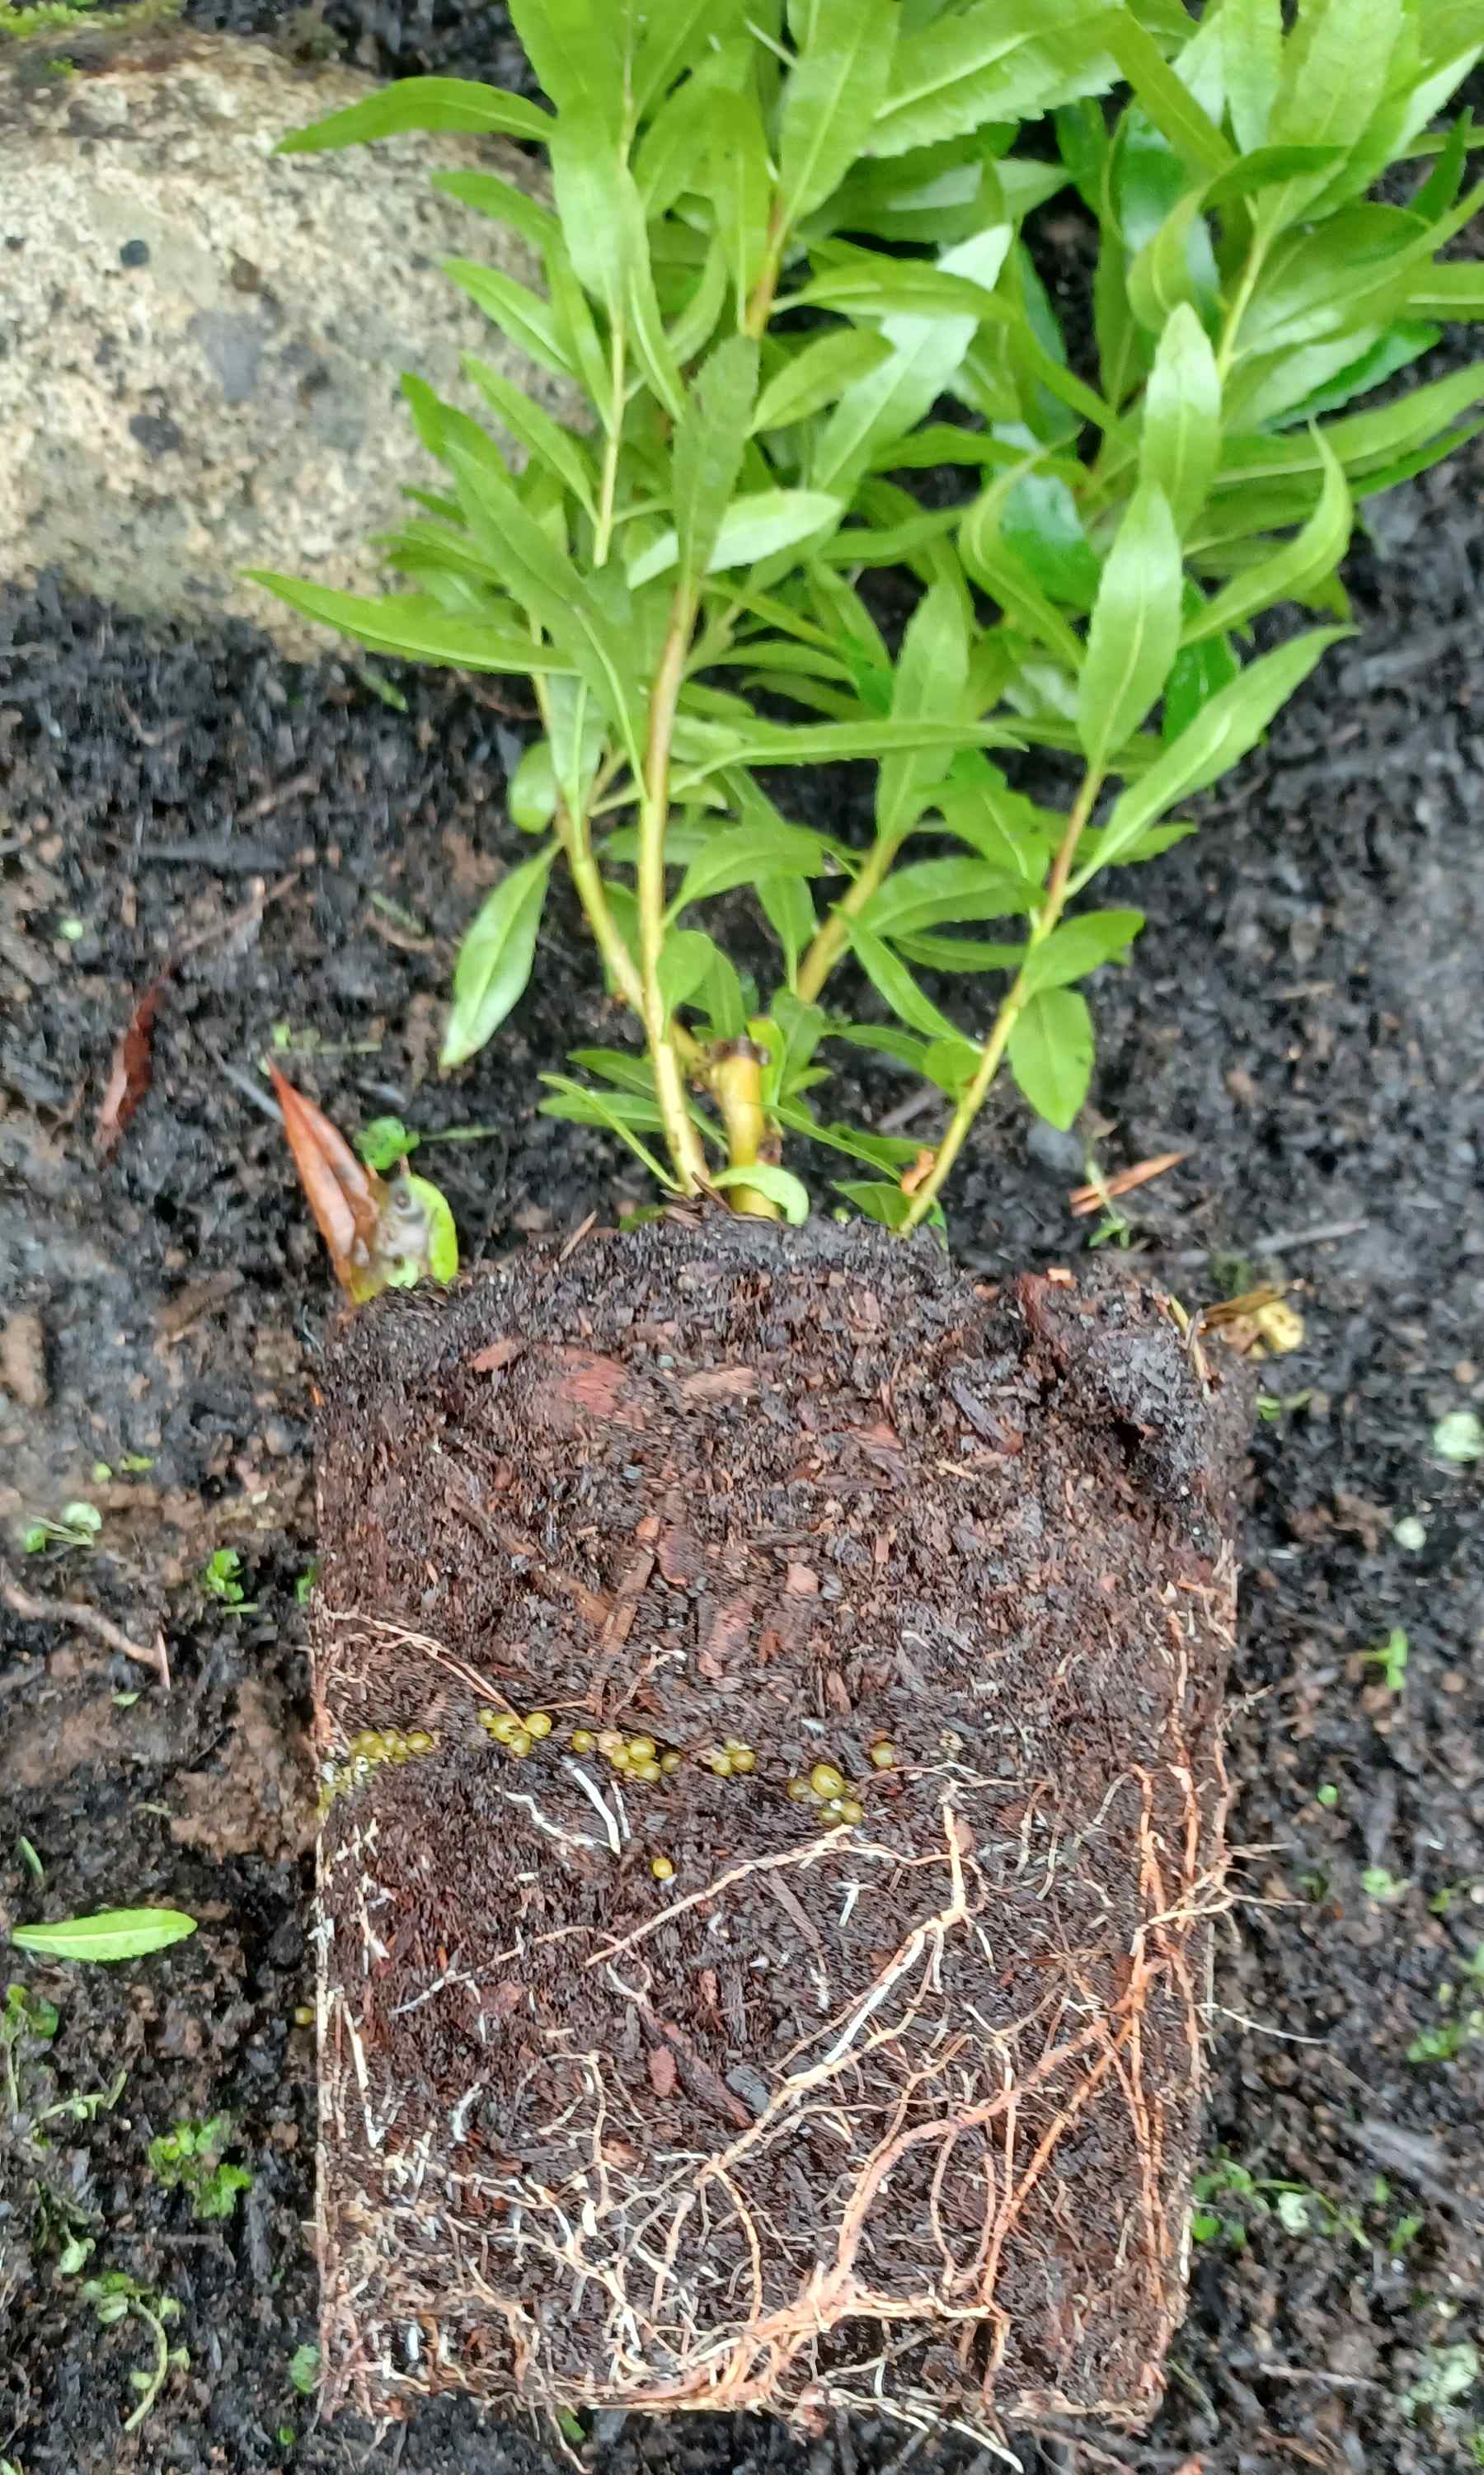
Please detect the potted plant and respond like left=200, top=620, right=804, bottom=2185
left=255, top=0, right=1484, bottom=2450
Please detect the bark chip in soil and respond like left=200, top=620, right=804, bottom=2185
left=310, top=1212, right=1252, bottom=2445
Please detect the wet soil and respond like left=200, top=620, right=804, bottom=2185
left=309, top=1225, right=1247, bottom=2435
left=2, top=15, right=1484, bottom=2475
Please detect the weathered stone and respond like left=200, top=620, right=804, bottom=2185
left=0, top=30, right=566, bottom=653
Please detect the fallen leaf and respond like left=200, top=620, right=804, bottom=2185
left=96, top=978, right=167, bottom=1156
left=270, top=1067, right=385, bottom=1301
left=647, top=2047, right=678, bottom=2099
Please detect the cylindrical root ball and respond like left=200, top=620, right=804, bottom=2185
left=310, top=1216, right=1249, bottom=2447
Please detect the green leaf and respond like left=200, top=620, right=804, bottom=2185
left=847, top=924, right=965, bottom=1045
left=442, top=442, right=646, bottom=766
left=1126, top=188, right=1219, bottom=334
left=628, top=490, right=843, bottom=589
left=1270, top=319, right=1441, bottom=430
left=460, top=355, right=597, bottom=519
left=1222, top=0, right=1281, bottom=153
left=811, top=218, right=1012, bottom=494
left=11, top=1909, right=197, bottom=1961
left=670, top=822, right=843, bottom=913
left=1407, top=261, right=1484, bottom=320
left=633, top=0, right=746, bottom=115
left=545, top=674, right=608, bottom=821
left=960, top=484, right=1087, bottom=669
left=568, top=1048, right=657, bottom=1099
left=430, top=168, right=561, bottom=256
left=1266, top=0, right=1405, bottom=215
left=1139, top=303, right=1220, bottom=539
left=441, top=848, right=555, bottom=1068
left=1216, top=364, right=1484, bottom=486
left=538, top=1076, right=682, bottom=1188
left=1162, top=630, right=1239, bottom=743
left=442, top=258, right=576, bottom=386
left=677, top=713, right=1014, bottom=784
left=383, top=1176, right=459, bottom=1287
left=758, top=871, right=818, bottom=982
left=276, top=76, right=552, bottom=153
left=710, top=1163, right=812, bottom=1224
left=672, top=337, right=761, bottom=599
left=709, top=79, right=774, bottom=314
left=791, top=256, right=1014, bottom=323
left=656, top=930, right=721, bottom=1014
left=506, top=0, right=624, bottom=129
left=1021, top=908, right=1143, bottom=994
left=1103, top=15, right=1233, bottom=179
left=1082, top=627, right=1351, bottom=877
left=753, top=331, right=894, bottom=432
left=1000, top=470, right=1101, bottom=607
left=857, top=856, right=1026, bottom=939
left=244, top=576, right=563, bottom=676
left=876, top=581, right=970, bottom=841
left=833, top=1178, right=945, bottom=1233
left=1076, top=480, right=1182, bottom=771
left=1184, top=434, right=1351, bottom=644
left=874, top=0, right=1120, bottom=158
left=933, top=759, right=1059, bottom=889
left=778, top=0, right=898, bottom=228
left=777, top=1101, right=927, bottom=1170
left=1007, top=988, right=1093, bottom=1128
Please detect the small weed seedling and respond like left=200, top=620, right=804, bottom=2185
left=2, top=1981, right=59, bottom=2116
left=1190, top=2158, right=1386, bottom=2255
left=147, top=2113, right=253, bottom=2221
left=78, top=2271, right=189, bottom=2435
left=200, top=1547, right=257, bottom=1614
left=21, top=1501, right=101, bottom=1556
left=287, top=2341, right=320, bottom=2396
left=1360, top=1627, right=1409, bottom=1693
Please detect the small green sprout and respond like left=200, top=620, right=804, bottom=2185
left=2, top=1980, right=59, bottom=2114
left=1360, top=1627, right=1408, bottom=1692
left=1316, top=1783, right=1339, bottom=1809
left=294, top=1560, right=320, bottom=1606
left=287, top=2342, right=319, bottom=2396
left=21, top=1501, right=101, bottom=1555
left=78, top=2272, right=188, bottom=2434
left=1361, top=1865, right=1408, bottom=1902
left=16, top=1838, right=43, bottom=1884
left=355, top=1115, right=420, bottom=1172
left=200, top=1547, right=256, bottom=1613
left=1432, top=1410, right=1483, bottom=1464
left=147, top=2113, right=252, bottom=2221
left=1406, top=2342, right=1480, bottom=2423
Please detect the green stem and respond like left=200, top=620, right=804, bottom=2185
left=900, top=768, right=1104, bottom=1233
left=637, top=591, right=708, bottom=1191
left=744, top=200, right=787, bottom=340
left=794, top=833, right=908, bottom=1006
left=121, top=2303, right=170, bottom=2434
left=1216, top=232, right=1268, bottom=384
left=711, top=1042, right=780, bottom=1219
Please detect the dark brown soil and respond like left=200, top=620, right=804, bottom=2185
left=310, top=1220, right=1248, bottom=2440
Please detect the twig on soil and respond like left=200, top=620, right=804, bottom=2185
left=2, top=1573, right=170, bottom=1685
left=1068, top=1153, right=1187, bottom=1216
left=1166, top=1218, right=1369, bottom=1266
